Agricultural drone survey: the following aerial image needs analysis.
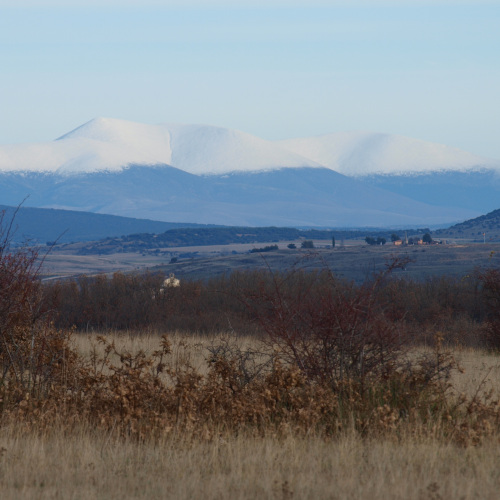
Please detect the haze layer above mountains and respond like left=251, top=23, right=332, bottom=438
left=1, top=118, right=499, bottom=228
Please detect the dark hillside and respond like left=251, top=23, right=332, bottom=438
left=0, top=205, right=218, bottom=244
left=434, top=208, right=500, bottom=242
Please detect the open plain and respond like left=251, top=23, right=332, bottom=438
left=42, top=240, right=500, bottom=283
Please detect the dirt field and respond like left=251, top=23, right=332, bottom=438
left=42, top=241, right=500, bottom=283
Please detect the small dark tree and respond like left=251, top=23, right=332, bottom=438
left=301, top=240, right=314, bottom=249
left=332, top=235, right=336, bottom=248
left=423, top=233, right=433, bottom=244
left=287, top=243, right=296, bottom=249
left=391, top=233, right=401, bottom=242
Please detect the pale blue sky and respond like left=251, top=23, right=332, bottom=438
left=1, top=1, right=499, bottom=159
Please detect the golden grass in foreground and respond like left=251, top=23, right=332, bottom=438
left=71, top=331, right=500, bottom=400
left=1, top=427, right=500, bottom=499
left=71, top=331, right=225, bottom=376
left=2, top=332, right=500, bottom=499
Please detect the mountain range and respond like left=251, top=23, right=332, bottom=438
left=1, top=117, right=498, bottom=227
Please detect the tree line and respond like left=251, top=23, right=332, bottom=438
left=75, top=226, right=427, bottom=255
left=42, top=265, right=500, bottom=349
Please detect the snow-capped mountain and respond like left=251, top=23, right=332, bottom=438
left=278, top=131, right=500, bottom=177
left=0, top=118, right=320, bottom=175
left=278, top=132, right=500, bottom=214
left=0, top=118, right=497, bottom=228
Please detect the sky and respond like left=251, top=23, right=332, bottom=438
left=1, top=0, right=500, bottom=159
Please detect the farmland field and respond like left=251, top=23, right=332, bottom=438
left=42, top=241, right=500, bottom=283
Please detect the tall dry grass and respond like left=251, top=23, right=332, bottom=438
left=1, top=342, right=500, bottom=500
left=3, top=432, right=500, bottom=499
left=0, top=331, right=499, bottom=499
left=71, top=331, right=500, bottom=401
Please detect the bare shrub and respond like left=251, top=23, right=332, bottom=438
left=238, top=259, right=410, bottom=390
left=206, top=332, right=274, bottom=392
left=44, top=259, right=495, bottom=349
left=477, top=268, right=500, bottom=350
left=0, top=208, right=77, bottom=404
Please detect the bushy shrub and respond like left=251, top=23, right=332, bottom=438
left=301, top=240, right=314, bottom=249
left=0, top=209, right=76, bottom=403
left=478, top=268, right=500, bottom=350
left=237, top=259, right=412, bottom=389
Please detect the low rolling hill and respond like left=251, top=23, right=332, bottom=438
left=433, top=208, right=500, bottom=242
left=0, top=204, right=217, bottom=244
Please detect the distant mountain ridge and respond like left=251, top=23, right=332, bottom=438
left=0, top=117, right=498, bottom=227
left=278, top=131, right=499, bottom=177
left=2, top=117, right=498, bottom=177
left=0, top=118, right=320, bottom=175
left=2, top=202, right=498, bottom=250
left=278, top=131, right=500, bottom=215
left=0, top=204, right=217, bottom=244
left=0, top=166, right=478, bottom=227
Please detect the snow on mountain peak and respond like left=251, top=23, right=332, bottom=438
left=0, top=118, right=173, bottom=175
left=164, top=123, right=321, bottom=175
left=278, top=132, right=500, bottom=177
left=0, top=118, right=319, bottom=176
left=57, top=117, right=169, bottom=145
left=1, top=119, right=499, bottom=178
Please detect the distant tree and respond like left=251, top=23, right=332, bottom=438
left=332, top=235, right=336, bottom=248
left=366, top=236, right=386, bottom=246
left=391, top=233, right=401, bottom=242
left=250, top=245, right=278, bottom=253
left=287, top=243, right=296, bottom=249
left=301, top=240, right=314, bottom=249
left=422, top=233, right=433, bottom=244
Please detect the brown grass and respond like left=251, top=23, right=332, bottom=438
left=1, top=333, right=500, bottom=499
left=3, top=433, right=497, bottom=499
left=71, top=330, right=212, bottom=375
left=70, top=330, right=500, bottom=399
left=451, top=347, right=500, bottom=399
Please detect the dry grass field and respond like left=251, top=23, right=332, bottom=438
left=71, top=332, right=500, bottom=402
left=1, top=332, right=500, bottom=500
left=2, top=424, right=500, bottom=500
